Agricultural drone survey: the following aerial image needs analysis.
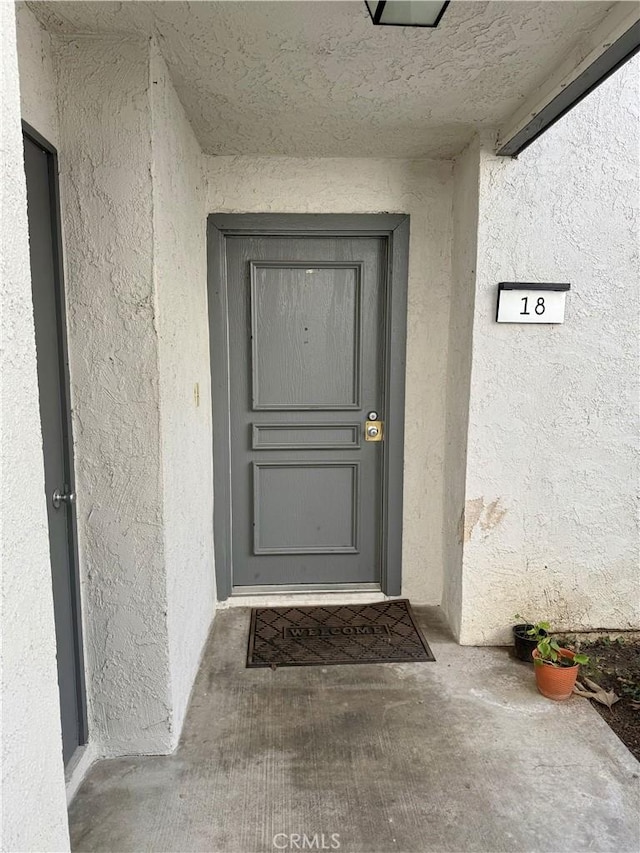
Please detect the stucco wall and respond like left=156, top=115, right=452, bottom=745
left=150, top=44, right=216, bottom=736
left=204, top=157, right=453, bottom=603
left=53, top=33, right=174, bottom=755
left=15, top=2, right=59, bottom=146
left=15, top=23, right=217, bottom=757
left=458, top=59, right=640, bottom=644
left=1, top=4, right=70, bottom=850
left=442, top=137, right=481, bottom=639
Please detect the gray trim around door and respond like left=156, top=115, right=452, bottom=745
left=22, top=121, right=88, bottom=749
left=207, top=213, right=409, bottom=600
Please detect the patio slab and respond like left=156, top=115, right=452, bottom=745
left=69, top=606, right=640, bottom=853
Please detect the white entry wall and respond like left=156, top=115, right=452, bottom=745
left=150, top=42, right=216, bottom=732
left=446, top=57, right=640, bottom=644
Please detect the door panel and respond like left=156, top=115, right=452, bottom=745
left=253, top=461, right=360, bottom=554
left=250, top=262, right=362, bottom=409
left=252, top=423, right=361, bottom=450
left=24, top=131, right=85, bottom=765
left=226, top=236, right=386, bottom=589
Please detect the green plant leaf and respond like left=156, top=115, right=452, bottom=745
left=535, top=637, right=557, bottom=662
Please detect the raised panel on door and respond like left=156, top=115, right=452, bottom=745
left=226, top=235, right=386, bottom=589
left=253, top=462, right=359, bottom=554
left=252, top=423, right=361, bottom=450
left=250, top=262, right=362, bottom=410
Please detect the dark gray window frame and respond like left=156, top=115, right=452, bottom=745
left=207, top=213, right=410, bottom=600
left=497, top=21, right=640, bottom=157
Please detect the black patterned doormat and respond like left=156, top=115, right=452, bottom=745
left=246, top=599, right=435, bottom=668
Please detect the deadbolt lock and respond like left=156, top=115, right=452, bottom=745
left=365, top=420, right=384, bottom=441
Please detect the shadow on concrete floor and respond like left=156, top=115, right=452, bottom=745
left=69, top=606, right=640, bottom=853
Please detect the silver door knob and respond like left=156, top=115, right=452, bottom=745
left=367, top=425, right=379, bottom=438
left=52, top=488, right=76, bottom=509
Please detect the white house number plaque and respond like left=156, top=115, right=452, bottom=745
left=496, top=283, right=570, bottom=324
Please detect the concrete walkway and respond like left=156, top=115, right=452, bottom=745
left=69, top=607, right=640, bottom=853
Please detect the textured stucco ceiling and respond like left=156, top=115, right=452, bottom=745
left=28, top=1, right=616, bottom=158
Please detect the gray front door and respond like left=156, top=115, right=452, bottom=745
left=23, top=128, right=86, bottom=765
left=225, top=234, right=387, bottom=590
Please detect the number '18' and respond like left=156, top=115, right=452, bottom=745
left=520, top=296, right=546, bottom=316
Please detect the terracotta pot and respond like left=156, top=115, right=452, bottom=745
left=532, top=648, right=580, bottom=700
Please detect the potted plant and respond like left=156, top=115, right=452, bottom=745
left=532, top=636, right=589, bottom=701
left=512, top=615, right=549, bottom=662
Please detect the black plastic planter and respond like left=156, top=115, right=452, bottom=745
left=512, top=623, right=547, bottom=662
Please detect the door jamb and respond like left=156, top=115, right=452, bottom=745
left=207, top=213, right=410, bottom=600
left=22, top=121, right=88, bottom=749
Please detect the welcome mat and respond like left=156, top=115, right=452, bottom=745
left=246, top=599, right=435, bottom=668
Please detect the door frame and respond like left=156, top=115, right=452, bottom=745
left=22, top=121, right=88, bottom=752
left=207, top=213, right=410, bottom=600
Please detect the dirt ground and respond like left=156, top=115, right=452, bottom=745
left=573, top=636, right=640, bottom=762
